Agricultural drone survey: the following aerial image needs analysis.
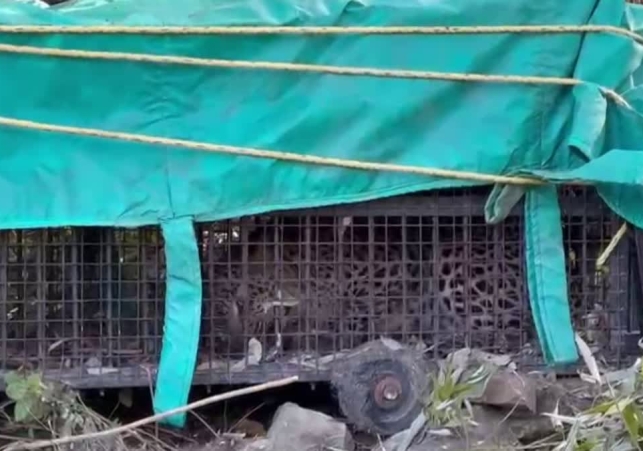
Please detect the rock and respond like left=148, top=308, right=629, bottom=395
left=377, top=375, right=594, bottom=451
left=538, top=376, right=595, bottom=414
left=240, top=439, right=271, bottom=451
left=492, top=409, right=554, bottom=443
left=476, top=370, right=537, bottom=413
left=493, top=375, right=596, bottom=443
left=231, top=418, right=266, bottom=438
left=374, top=406, right=518, bottom=451
left=449, top=348, right=514, bottom=371
left=267, top=402, right=354, bottom=451
left=474, top=378, right=594, bottom=443
left=183, top=437, right=259, bottom=451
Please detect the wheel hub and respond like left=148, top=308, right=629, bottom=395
left=373, top=376, right=403, bottom=408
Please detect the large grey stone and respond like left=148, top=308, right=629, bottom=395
left=476, top=371, right=537, bottom=413
left=267, top=402, right=354, bottom=451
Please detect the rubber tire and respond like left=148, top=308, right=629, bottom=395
left=332, top=346, right=430, bottom=435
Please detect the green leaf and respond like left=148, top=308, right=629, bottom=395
left=574, top=439, right=597, bottom=451
left=14, top=400, right=31, bottom=422
left=26, top=374, right=41, bottom=392
left=450, top=382, right=474, bottom=398
left=437, top=377, right=456, bottom=400
left=29, top=400, right=47, bottom=422
left=622, top=404, right=641, bottom=447
left=605, top=398, right=635, bottom=416
left=4, top=371, right=22, bottom=387
left=6, top=380, right=28, bottom=402
left=586, top=399, right=618, bottom=415
left=635, top=406, right=643, bottom=427
left=13, top=396, right=47, bottom=423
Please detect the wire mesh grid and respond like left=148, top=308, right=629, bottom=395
left=0, top=187, right=634, bottom=388
left=0, top=227, right=165, bottom=387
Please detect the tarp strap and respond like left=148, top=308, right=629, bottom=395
left=154, top=217, right=202, bottom=427
left=524, top=186, right=578, bottom=364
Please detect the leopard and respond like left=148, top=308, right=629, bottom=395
left=201, top=215, right=530, bottom=359
left=426, top=237, right=526, bottom=353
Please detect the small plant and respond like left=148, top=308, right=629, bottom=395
left=424, top=362, right=491, bottom=428
left=546, top=337, right=643, bottom=451
left=2, top=371, right=161, bottom=451
left=395, top=349, right=498, bottom=451
left=4, top=370, right=87, bottom=433
left=5, top=371, right=50, bottom=423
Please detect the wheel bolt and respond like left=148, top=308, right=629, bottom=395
left=374, top=376, right=403, bottom=407
left=383, top=386, right=399, bottom=400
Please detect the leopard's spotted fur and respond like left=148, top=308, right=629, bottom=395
left=202, top=216, right=530, bottom=357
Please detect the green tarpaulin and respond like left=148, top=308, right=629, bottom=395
left=1, top=0, right=643, bottom=427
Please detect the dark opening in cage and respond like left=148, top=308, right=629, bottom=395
left=0, top=186, right=637, bottom=388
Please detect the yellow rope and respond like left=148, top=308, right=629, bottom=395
left=0, top=43, right=627, bottom=105
left=0, top=24, right=628, bottom=186
left=0, top=115, right=550, bottom=186
left=0, top=24, right=641, bottom=45
left=0, top=24, right=631, bottom=259
left=596, top=223, right=629, bottom=270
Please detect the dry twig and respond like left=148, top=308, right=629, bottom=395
left=4, top=376, right=298, bottom=451
left=228, top=402, right=266, bottom=434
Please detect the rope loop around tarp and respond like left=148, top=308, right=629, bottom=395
left=0, top=22, right=637, bottom=185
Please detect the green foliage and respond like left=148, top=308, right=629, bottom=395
left=424, top=362, right=491, bottom=428
left=1, top=370, right=150, bottom=451
left=4, top=371, right=49, bottom=423
left=547, top=357, right=643, bottom=451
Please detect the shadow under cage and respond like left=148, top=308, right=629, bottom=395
left=0, top=186, right=637, bottom=388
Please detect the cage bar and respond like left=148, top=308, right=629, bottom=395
left=0, top=187, right=635, bottom=387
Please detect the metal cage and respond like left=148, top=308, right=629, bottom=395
left=0, top=186, right=637, bottom=388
